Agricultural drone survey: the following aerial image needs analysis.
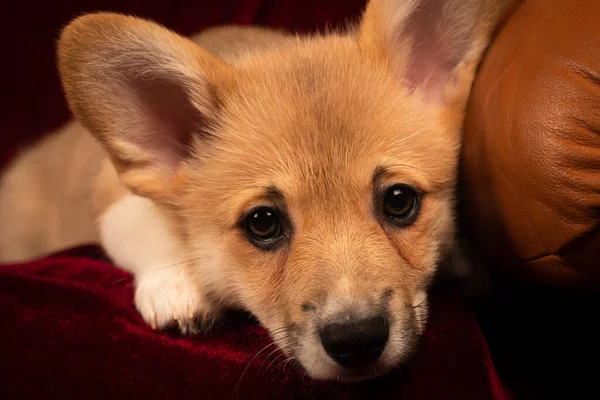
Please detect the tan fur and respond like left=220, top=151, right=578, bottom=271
left=0, top=0, right=501, bottom=382
left=0, top=122, right=105, bottom=260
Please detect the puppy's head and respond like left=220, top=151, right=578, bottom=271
left=58, top=0, right=499, bottom=382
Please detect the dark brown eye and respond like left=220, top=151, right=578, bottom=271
left=383, top=184, right=420, bottom=224
left=244, top=207, right=282, bottom=245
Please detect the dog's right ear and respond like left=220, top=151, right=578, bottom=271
left=358, top=0, right=500, bottom=113
left=58, top=13, right=232, bottom=200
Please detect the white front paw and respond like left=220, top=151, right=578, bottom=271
left=100, top=195, right=219, bottom=334
left=133, top=268, right=213, bottom=335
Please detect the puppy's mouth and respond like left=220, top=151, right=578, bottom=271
left=332, top=362, right=393, bottom=383
left=278, top=327, right=421, bottom=383
left=271, top=299, right=425, bottom=383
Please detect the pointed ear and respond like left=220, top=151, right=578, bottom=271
left=358, top=0, right=500, bottom=109
left=58, top=13, right=232, bottom=200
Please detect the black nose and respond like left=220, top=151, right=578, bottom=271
left=319, top=315, right=389, bottom=368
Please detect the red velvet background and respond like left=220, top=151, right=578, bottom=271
left=0, top=1, right=510, bottom=399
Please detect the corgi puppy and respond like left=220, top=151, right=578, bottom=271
left=0, top=0, right=500, bottom=382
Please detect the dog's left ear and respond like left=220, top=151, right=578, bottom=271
left=358, top=0, right=501, bottom=112
left=58, top=13, right=233, bottom=201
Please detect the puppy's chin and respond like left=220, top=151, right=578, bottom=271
left=304, top=360, right=396, bottom=383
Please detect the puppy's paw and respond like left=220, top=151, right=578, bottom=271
left=133, top=268, right=214, bottom=335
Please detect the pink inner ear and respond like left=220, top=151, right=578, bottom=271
left=129, top=76, right=202, bottom=173
left=404, top=46, right=457, bottom=103
left=401, top=0, right=471, bottom=103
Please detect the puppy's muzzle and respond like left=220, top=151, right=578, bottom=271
left=319, top=314, right=389, bottom=369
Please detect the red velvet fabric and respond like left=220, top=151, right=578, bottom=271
left=0, top=1, right=508, bottom=399
left=0, top=247, right=507, bottom=399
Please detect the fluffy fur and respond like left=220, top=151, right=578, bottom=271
left=0, top=0, right=500, bottom=382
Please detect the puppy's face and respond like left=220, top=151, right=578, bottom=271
left=175, top=47, right=458, bottom=380
left=58, top=0, right=499, bottom=382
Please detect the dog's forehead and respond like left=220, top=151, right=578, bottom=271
left=224, top=53, right=425, bottom=160
left=205, top=45, right=458, bottom=201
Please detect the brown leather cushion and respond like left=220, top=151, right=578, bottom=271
left=461, top=0, right=600, bottom=290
